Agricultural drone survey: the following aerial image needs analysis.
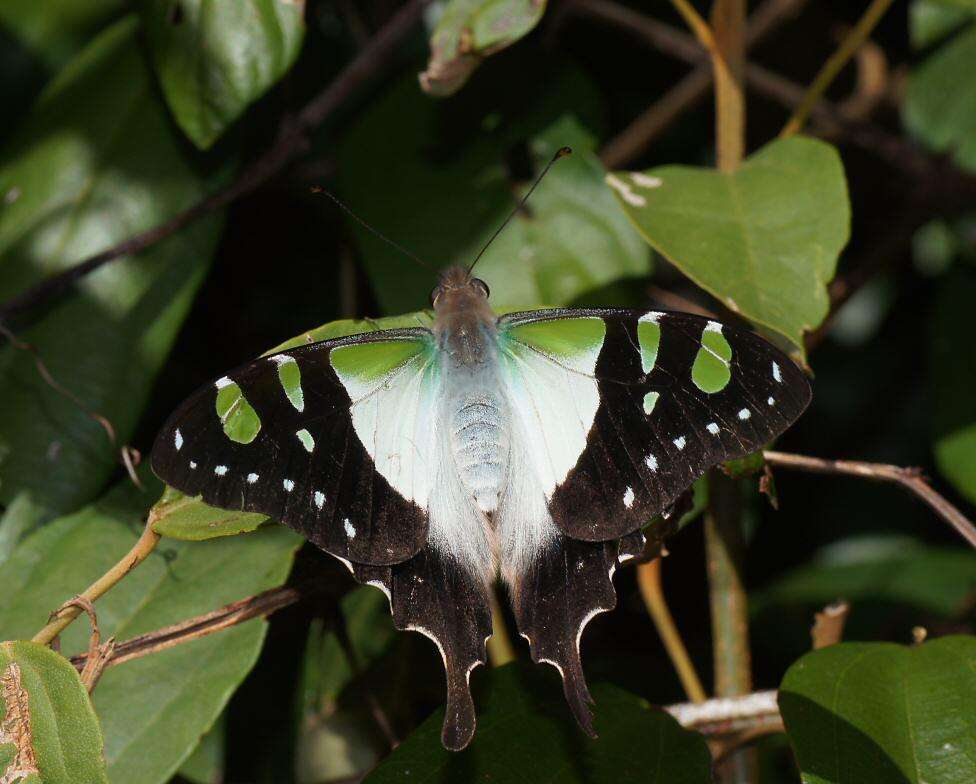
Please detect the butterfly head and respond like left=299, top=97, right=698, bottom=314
left=430, top=266, right=490, bottom=311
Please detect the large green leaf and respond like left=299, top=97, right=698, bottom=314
left=0, top=16, right=228, bottom=527
left=420, top=0, right=548, bottom=96
left=0, top=477, right=300, bottom=784
left=337, top=71, right=648, bottom=315
left=780, top=636, right=976, bottom=783
left=364, top=664, right=712, bottom=783
left=142, top=0, right=305, bottom=149
left=0, top=0, right=125, bottom=69
left=611, top=136, right=850, bottom=358
left=0, top=641, right=109, bottom=784
left=931, top=248, right=976, bottom=503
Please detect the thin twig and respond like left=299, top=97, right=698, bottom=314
left=811, top=601, right=850, bottom=650
left=666, top=689, right=780, bottom=734
left=70, top=584, right=305, bottom=670
left=487, top=586, right=517, bottom=666
left=0, top=0, right=430, bottom=326
left=595, top=0, right=809, bottom=168
left=763, top=451, right=976, bottom=550
left=637, top=558, right=707, bottom=702
left=779, top=0, right=896, bottom=138
left=32, top=517, right=161, bottom=645
left=668, top=0, right=720, bottom=54
left=710, top=0, right=747, bottom=172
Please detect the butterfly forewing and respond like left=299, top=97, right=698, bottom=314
left=150, top=328, right=435, bottom=565
left=499, top=308, right=810, bottom=542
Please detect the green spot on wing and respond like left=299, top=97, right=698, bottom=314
left=296, top=429, right=314, bottom=453
left=637, top=317, right=661, bottom=374
left=691, top=326, right=733, bottom=393
left=506, top=317, right=606, bottom=361
left=643, top=391, right=659, bottom=415
left=215, top=382, right=261, bottom=444
left=330, top=339, right=429, bottom=392
left=275, top=357, right=304, bottom=412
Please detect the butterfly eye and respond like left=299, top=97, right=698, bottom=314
left=472, top=278, right=490, bottom=298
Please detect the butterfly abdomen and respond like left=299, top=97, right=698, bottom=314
left=451, top=393, right=510, bottom=514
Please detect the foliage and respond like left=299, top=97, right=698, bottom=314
left=1, top=0, right=975, bottom=782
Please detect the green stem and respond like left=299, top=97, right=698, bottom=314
left=487, top=586, right=516, bottom=666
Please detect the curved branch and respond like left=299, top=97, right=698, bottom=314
left=763, top=450, right=976, bottom=550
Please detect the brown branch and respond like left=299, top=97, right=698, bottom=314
left=763, top=451, right=976, bottom=550
left=0, top=0, right=430, bottom=326
left=70, top=584, right=306, bottom=671
left=666, top=688, right=780, bottom=735
left=597, top=0, right=809, bottom=168
left=811, top=601, right=850, bottom=650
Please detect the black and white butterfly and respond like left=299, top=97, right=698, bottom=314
left=151, top=263, right=811, bottom=750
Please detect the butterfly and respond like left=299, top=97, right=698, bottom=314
left=150, top=262, right=811, bottom=750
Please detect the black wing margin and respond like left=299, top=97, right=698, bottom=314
left=150, top=329, right=431, bottom=566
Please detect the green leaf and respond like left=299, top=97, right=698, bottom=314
left=143, top=0, right=305, bottom=149
left=0, top=641, right=109, bottom=784
left=780, top=635, right=976, bottom=783
left=177, top=713, right=225, bottom=784
left=420, top=0, right=548, bottom=96
left=755, top=536, right=976, bottom=617
left=909, top=0, right=974, bottom=49
left=0, top=0, right=126, bottom=69
left=364, top=664, right=712, bottom=783
left=0, top=477, right=301, bottom=784
left=905, top=17, right=976, bottom=173
left=150, top=312, right=432, bottom=540
left=611, top=136, right=850, bottom=358
left=337, top=71, right=648, bottom=314
left=932, top=238, right=976, bottom=504
left=0, top=16, right=228, bottom=526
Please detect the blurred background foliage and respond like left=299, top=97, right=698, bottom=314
left=0, top=0, right=975, bottom=782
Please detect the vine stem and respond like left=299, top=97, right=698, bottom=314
left=32, top=518, right=161, bottom=645
left=779, top=0, right=895, bottom=138
left=763, top=451, right=976, bottom=550
left=637, top=558, right=707, bottom=703
left=710, top=0, right=747, bottom=172
left=487, top=586, right=517, bottom=666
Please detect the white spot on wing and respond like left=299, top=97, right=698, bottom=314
left=640, top=311, right=664, bottom=325
left=215, top=376, right=233, bottom=389
left=631, top=172, right=663, bottom=188
left=283, top=478, right=295, bottom=492
left=772, top=361, right=782, bottom=383
left=768, top=396, right=775, bottom=406
left=738, top=408, right=751, bottom=420
left=313, top=490, right=325, bottom=509
left=214, top=465, right=228, bottom=476
left=706, top=422, right=720, bottom=435
left=645, top=453, right=658, bottom=471
left=623, top=487, right=635, bottom=508
left=705, top=320, right=723, bottom=333
left=270, top=354, right=296, bottom=367
left=247, top=472, right=259, bottom=484
left=189, top=461, right=197, bottom=469
left=344, top=518, right=356, bottom=538
left=605, top=174, right=647, bottom=207
left=673, top=435, right=686, bottom=450
left=174, top=429, right=183, bottom=450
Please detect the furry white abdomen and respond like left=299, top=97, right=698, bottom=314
left=451, top=394, right=510, bottom=514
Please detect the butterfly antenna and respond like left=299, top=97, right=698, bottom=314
left=311, top=186, right=434, bottom=272
left=467, top=146, right=572, bottom=275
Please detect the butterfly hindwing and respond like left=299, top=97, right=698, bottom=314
left=150, top=328, right=436, bottom=565
left=499, top=309, right=811, bottom=542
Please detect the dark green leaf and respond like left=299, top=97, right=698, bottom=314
left=0, top=641, right=109, bottom=784
left=780, top=635, right=976, bottom=783
left=177, top=713, right=224, bottom=784
left=932, top=268, right=976, bottom=503
left=755, top=536, right=976, bottom=617
left=337, top=72, right=648, bottom=314
left=611, top=136, right=850, bottom=358
left=0, top=477, right=301, bottom=784
left=420, top=0, right=548, bottom=96
left=0, top=17, right=228, bottom=526
left=143, top=0, right=305, bottom=149
left=364, top=664, right=712, bottom=783
left=0, top=0, right=125, bottom=69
